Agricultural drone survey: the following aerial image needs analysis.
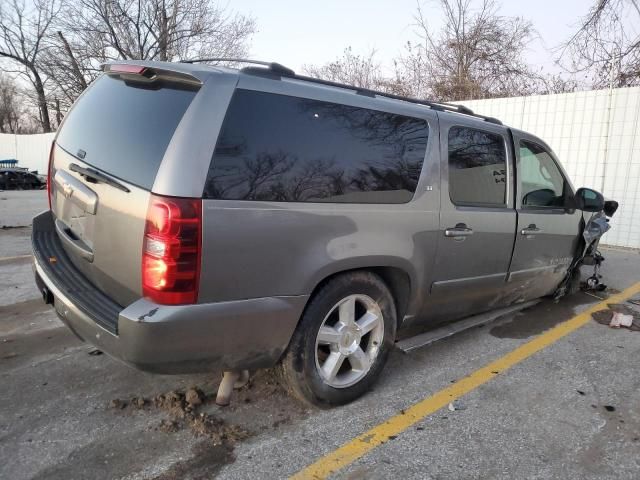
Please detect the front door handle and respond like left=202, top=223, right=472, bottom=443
left=445, top=223, right=474, bottom=238
left=521, top=224, right=542, bottom=236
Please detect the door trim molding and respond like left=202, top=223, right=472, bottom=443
left=431, top=272, right=507, bottom=295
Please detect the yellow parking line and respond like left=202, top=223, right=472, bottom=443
left=291, top=281, right=640, bottom=480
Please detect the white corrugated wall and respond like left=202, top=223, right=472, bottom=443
left=0, top=132, right=56, bottom=175
left=456, top=87, right=640, bottom=249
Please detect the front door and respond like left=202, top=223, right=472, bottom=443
left=424, top=117, right=517, bottom=324
left=507, top=133, right=582, bottom=300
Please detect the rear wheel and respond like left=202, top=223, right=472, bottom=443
left=279, top=271, right=396, bottom=408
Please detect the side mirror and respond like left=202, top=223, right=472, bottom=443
left=575, top=187, right=605, bottom=212
left=603, top=199, right=619, bottom=217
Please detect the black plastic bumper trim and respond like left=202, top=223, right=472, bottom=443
left=32, top=211, right=122, bottom=335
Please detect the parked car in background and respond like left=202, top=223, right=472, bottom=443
left=32, top=60, right=616, bottom=408
left=0, top=169, right=46, bottom=190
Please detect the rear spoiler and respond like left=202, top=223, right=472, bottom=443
left=102, top=63, right=202, bottom=87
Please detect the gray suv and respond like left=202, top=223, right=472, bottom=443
left=32, top=60, right=613, bottom=407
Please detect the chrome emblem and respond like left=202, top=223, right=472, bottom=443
left=61, top=182, right=74, bottom=198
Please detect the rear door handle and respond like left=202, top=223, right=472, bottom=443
left=521, top=224, right=542, bottom=236
left=445, top=224, right=474, bottom=238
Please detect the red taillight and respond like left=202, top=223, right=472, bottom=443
left=142, top=194, right=202, bottom=305
left=108, top=64, right=148, bottom=75
left=47, top=142, right=54, bottom=210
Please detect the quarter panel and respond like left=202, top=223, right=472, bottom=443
left=199, top=201, right=439, bottom=309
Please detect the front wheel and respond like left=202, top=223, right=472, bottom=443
left=279, top=271, right=397, bottom=408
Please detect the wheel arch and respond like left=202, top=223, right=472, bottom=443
left=301, top=261, right=417, bottom=330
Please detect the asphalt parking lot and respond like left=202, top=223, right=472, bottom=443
left=1, top=190, right=640, bottom=479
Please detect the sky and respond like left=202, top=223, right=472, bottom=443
left=232, top=0, right=594, bottom=75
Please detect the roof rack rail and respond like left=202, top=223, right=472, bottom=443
left=181, top=58, right=501, bottom=125
left=282, top=73, right=502, bottom=125
left=179, top=57, right=295, bottom=76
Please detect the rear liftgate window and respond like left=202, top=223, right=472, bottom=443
left=56, top=74, right=198, bottom=190
left=204, top=90, right=429, bottom=203
left=448, top=126, right=507, bottom=206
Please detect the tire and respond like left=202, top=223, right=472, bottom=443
left=279, top=271, right=397, bottom=408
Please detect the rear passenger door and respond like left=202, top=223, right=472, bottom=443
left=426, top=116, right=516, bottom=323
left=507, top=133, right=582, bottom=299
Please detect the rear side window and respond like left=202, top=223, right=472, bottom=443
left=56, top=74, right=197, bottom=190
left=204, top=90, right=429, bottom=203
left=448, top=126, right=507, bottom=206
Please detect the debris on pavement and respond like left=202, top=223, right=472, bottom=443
left=109, top=398, right=127, bottom=409
left=109, top=388, right=249, bottom=447
left=88, top=349, right=103, bottom=356
left=131, top=396, right=147, bottom=409
left=185, top=387, right=204, bottom=406
left=609, top=312, right=633, bottom=328
left=448, top=401, right=466, bottom=411
left=591, top=303, right=640, bottom=331
left=583, top=291, right=606, bottom=300
left=159, top=419, right=181, bottom=433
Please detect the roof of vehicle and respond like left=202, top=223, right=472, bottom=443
left=103, top=59, right=504, bottom=127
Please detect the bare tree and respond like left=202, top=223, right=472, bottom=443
left=302, top=47, right=418, bottom=95
left=0, top=74, right=20, bottom=133
left=0, top=0, right=61, bottom=132
left=303, top=47, right=385, bottom=89
left=0, top=74, right=41, bottom=133
left=557, top=0, right=640, bottom=87
left=39, top=28, right=102, bottom=111
left=61, top=0, right=255, bottom=62
left=39, top=0, right=255, bottom=112
left=399, top=0, right=537, bottom=101
left=533, top=72, right=580, bottom=95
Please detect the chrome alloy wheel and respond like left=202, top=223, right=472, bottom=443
left=314, top=294, right=385, bottom=388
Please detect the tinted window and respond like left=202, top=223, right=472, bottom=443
left=519, top=141, right=567, bottom=207
left=204, top=90, right=429, bottom=203
left=448, top=126, right=507, bottom=206
left=56, top=74, right=197, bottom=190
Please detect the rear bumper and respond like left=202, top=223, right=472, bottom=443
left=32, top=210, right=308, bottom=373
